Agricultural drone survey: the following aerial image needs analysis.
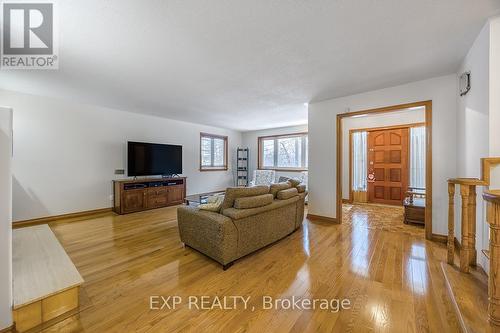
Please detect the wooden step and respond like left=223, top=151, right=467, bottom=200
left=441, top=262, right=489, bottom=333
left=13, top=225, right=84, bottom=332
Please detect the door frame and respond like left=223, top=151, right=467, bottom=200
left=336, top=100, right=433, bottom=240
left=348, top=122, right=426, bottom=203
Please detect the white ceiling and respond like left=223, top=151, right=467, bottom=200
left=1, top=0, right=499, bottom=131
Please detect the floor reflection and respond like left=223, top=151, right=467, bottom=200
left=302, top=219, right=310, bottom=257
left=407, top=243, right=428, bottom=295
left=351, top=221, right=370, bottom=277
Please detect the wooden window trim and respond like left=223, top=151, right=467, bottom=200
left=200, top=133, right=228, bottom=171
left=257, top=132, right=308, bottom=171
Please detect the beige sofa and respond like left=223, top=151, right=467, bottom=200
left=177, top=182, right=307, bottom=269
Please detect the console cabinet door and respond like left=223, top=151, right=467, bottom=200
left=167, top=186, right=184, bottom=205
left=147, top=188, right=168, bottom=208
left=122, top=189, right=145, bottom=213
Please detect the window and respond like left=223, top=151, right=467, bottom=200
left=410, top=126, right=426, bottom=188
left=258, top=133, right=308, bottom=171
left=352, top=131, right=367, bottom=191
left=200, top=133, right=228, bottom=171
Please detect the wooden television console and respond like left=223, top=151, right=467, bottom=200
left=113, top=177, right=186, bottom=214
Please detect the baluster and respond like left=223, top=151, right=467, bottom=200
left=447, top=183, right=455, bottom=265
left=460, top=185, right=470, bottom=273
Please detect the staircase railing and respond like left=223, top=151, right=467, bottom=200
left=447, top=178, right=483, bottom=272
left=446, top=157, right=500, bottom=326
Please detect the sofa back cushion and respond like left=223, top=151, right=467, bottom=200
left=277, top=188, right=298, bottom=200
left=234, top=194, right=273, bottom=209
left=270, top=182, right=291, bottom=198
left=221, top=185, right=270, bottom=210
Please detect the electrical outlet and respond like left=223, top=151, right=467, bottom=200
left=109, top=195, right=114, bottom=201
left=115, top=169, right=125, bottom=175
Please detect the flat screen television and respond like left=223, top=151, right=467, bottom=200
left=128, top=141, right=182, bottom=177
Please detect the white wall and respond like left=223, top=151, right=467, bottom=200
left=456, top=21, right=490, bottom=269
left=490, top=17, right=500, bottom=189
left=0, top=107, right=13, bottom=330
left=309, top=74, right=457, bottom=235
left=241, top=124, right=308, bottom=182
left=0, top=90, right=242, bottom=222
left=341, top=109, right=425, bottom=199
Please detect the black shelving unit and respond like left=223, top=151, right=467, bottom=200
left=236, top=148, right=249, bottom=187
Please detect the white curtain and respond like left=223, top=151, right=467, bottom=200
left=410, top=126, right=426, bottom=188
left=352, top=131, right=367, bottom=191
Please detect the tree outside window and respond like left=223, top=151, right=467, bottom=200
left=258, top=133, right=308, bottom=171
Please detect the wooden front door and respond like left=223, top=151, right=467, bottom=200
left=367, top=128, right=409, bottom=205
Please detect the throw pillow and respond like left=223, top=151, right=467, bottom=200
left=278, top=176, right=291, bottom=183
left=199, top=195, right=224, bottom=212
left=296, top=184, right=306, bottom=193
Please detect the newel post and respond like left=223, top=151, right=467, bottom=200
left=484, top=191, right=500, bottom=327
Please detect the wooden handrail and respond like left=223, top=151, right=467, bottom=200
left=447, top=178, right=486, bottom=186
left=448, top=158, right=500, bottom=186
left=484, top=190, right=500, bottom=203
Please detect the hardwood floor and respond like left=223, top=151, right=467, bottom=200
left=38, top=203, right=460, bottom=332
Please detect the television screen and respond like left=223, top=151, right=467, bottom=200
left=128, top=141, right=182, bottom=176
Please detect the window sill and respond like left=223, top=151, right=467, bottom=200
left=258, top=168, right=307, bottom=172
left=200, top=167, right=228, bottom=172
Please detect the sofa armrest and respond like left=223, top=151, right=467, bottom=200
left=177, top=206, right=238, bottom=265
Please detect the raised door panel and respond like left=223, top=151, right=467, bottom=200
left=167, top=186, right=184, bottom=204
left=147, top=188, right=168, bottom=208
left=374, top=186, right=385, bottom=199
left=374, top=151, right=386, bottom=163
left=390, top=187, right=402, bottom=200
left=374, top=168, right=385, bottom=181
left=390, top=168, right=401, bottom=182
left=389, top=150, right=401, bottom=163
left=374, top=133, right=386, bottom=146
left=390, top=133, right=401, bottom=145
left=122, top=190, right=145, bottom=213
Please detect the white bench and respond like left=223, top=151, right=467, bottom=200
left=13, top=225, right=84, bottom=332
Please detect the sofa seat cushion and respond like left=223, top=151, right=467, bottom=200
left=221, top=185, right=270, bottom=210
left=270, top=182, right=291, bottom=198
left=234, top=194, right=273, bottom=209
left=223, top=196, right=299, bottom=220
left=277, top=188, right=298, bottom=200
